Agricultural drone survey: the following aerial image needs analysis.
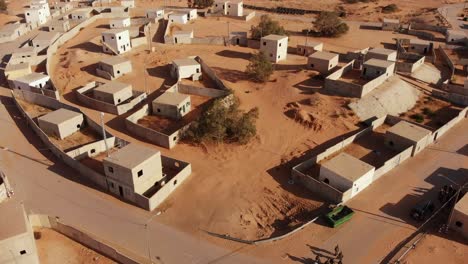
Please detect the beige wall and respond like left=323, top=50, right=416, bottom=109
left=259, top=37, right=288, bottom=63
left=94, top=86, right=132, bottom=105
left=308, top=56, right=338, bottom=74
left=38, top=113, right=84, bottom=139
left=319, top=166, right=353, bottom=193
left=152, top=96, right=191, bottom=120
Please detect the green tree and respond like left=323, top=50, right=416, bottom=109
left=250, top=15, right=287, bottom=40
left=189, top=0, right=214, bottom=8
left=0, top=0, right=7, bottom=12
left=313, top=11, right=349, bottom=37
left=245, top=52, right=274, bottom=83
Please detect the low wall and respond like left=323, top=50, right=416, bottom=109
left=30, top=215, right=140, bottom=264
left=247, top=39, right=260, bottom=49
left=373, top=146, right=413, bottom=181
left=432, top=89, right=468, bottom=106
left=438, top=47, right=455, bottom=77
left=191, top=36, right=226, bottom=45
left=433, top=107, right=468, bottom=139
left=134, top=157, right=192, bottom=211
left=410, top=23, right=447, bottom=34
left=244, top=11, right=256, bottom=22
left=445, top=83, right=468, bottom=96
left=10, top=86, right=60, bottom=100
left=76, top=82, right=147, bottom=115
left=361, top=72, right=391, bottom=97
left=196, top=56, right=230, bottom=91
left=130, top=36, right=147, bottom=48
left=177, top=83, right=229, bottom=98
left=163, top=19, right=174, bottom=44
left=292, top=168, right=349, bottom=203
left=65, top=137, right=117, bottom=160
left=407, top=30, right=436, bottom=41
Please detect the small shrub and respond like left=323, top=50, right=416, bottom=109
left=423, top=107, right=435, bottom=117
left=382, top=4, right=399, bottom=14
left=0, top=0, right=7, bottom=11
left=250, top=15, right=287, bottom=40
left=189, top=0, right=214, bottom=8
left=245, top=52, right=274, bottom=83
left=410, top=113, right=424, bottom=123
left=312, top=11, right=349, bottom=37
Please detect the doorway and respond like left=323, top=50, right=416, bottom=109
left=118, top=186, right=124, bottom=197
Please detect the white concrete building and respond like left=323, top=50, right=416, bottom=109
left=101, top=29, right=131, bottom=54
left=30, top=31, right=61, bottom=52
left=297, top=41, right=323, bottom=56
left=71, top=9, right=92, bottom=20
left=385, top=121, right=432, bottom=156
left=319, top=153, right=375, bottom=198
left=11, top=72, right=51, bottom=91
left=366, top=48, right=397, bottom=61
left=30, top=0, right=51, bottom=18
left=0, top=201, right=40, bottom=264
left=307, top=51, right=339, bottom=74
left=9, top=47, right=38, bottom=65
left=362, top=59, right=395, bottom=79
left=38, top=108, right=84, bottom=139
left=97, top=56, right=133, bottom=80
left=53, top=2, right=73, bottom=14
left=382, top=18, right=399, bottom=31
left=4, top=62, right=32, bottom=80
left=213, top=0, right=243, bottom=16
left=409, top=39, right=432, bottom=54
left=93, top=81, right=133, bottom=105
left=121, top=0, right=135, bottom=8
left=169, top=13, right=188, bottom=24
left=24, top=8, right=48, bottom=26
left=110, top=17, right=131, bottom=29
left=171, top=58, right=202, bottom=81
left=260, top=34, right=288, bottom=63
left=152, top=92, right=191, bottom=120
left=48, top=20, right=71, bottom=33
left=173, top=30, right=193, bottom=44
left=146, top=9, right=164, bottom=20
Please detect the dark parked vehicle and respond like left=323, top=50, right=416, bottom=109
left=411, top=200, right=435, bottom=221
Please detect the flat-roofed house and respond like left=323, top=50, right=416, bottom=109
left=38, top=108, right=84, bottom=139
left=101, top=29, right=131, bottom=54
left=0, top=201, right=40, bottom=264
left=384, top=121, right=432, bottom=156
left=24, top=8, right=48, bottom=27
left=103, top=144, right=164, bottom=201
left=451, top=194, right=468, bottom=239
left=171, top=58, right=202, bottom=81
left=409, top=39, right=432, bottom=54
left=152, top=92, right=191, bottom=120
left=446, top=29, right=467, bottom=44
left=30, top=31, right=61, bottom=52
left=97, top=56, right=133, bottom=80
left=71, top=9, right=92, bottom=20
left=319, top=153, right=375, bottom=198
left=9, top=47, right=38, bottom=64
left=230, top=31, right=247, bottom=46
left=213, top=0, right=243, bottom=16
left=47, top=20, right=71, bottom=33
left=297, top=41, right=323, bottom=56
left=362, top=58, right=395, bottom=79
left=382, top=18, right=399, bottom=31
left=169, top=13, right=188, bottom=24
left=93, top=81, right=133, bottom=105
left=146, top=9, right=164, bottom=20
left=4, top=62, right=32, bottom=80
left=121, top=0, right=135, bottom=8
left=110, top=17, right=131, bottom=29
left=213, top=0, right=228, bottom=14
left=259, top=34, right=288, bottom=63
left=0, top=23, right=29, bottom=41
left=173, top=30, right=193, bottom=44
left=366, top=48, right=397, bottom=61
left=30, top=0, right=51, bottom=17
left=11, top=72, right=50, bottom=91
left=307, top=51, right=339, bottom=74
left=54, top=2, right=73, bottom=14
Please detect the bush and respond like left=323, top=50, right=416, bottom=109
left=422, top=107, right=435, bottom=117
left=0, top=0, right=7, bottom=11
left=313, top=11, right=349, bottom=37
left=183, top=98, right=259, bottom=144
left=410, top=113, right=424, bottom=123
left=245, top=52, right=274, bottom=83
left=189, top=0, right=214, bottom=8
left=382, top=4, right=399, bottom=13
left=250, top=15, right=287, bottom=40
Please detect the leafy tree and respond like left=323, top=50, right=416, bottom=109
left=250, top=15, right=287, bottom=40
left=183, top=98, right=259, bottom=144
left=245, top=52, right=274, bottom=83
left=0, top=0, right=7, bottom=12
left=382, top=4, right=399, bottom=14
left=188, top=0, right=214, bottom=8
left=313, top=11, right=349, bottom=37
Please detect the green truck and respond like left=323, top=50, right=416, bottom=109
left=325, top=205, right=355, bottom=228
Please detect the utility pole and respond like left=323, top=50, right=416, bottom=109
left=100, top=112, right=110, bottom=157
left=227, top=21, right=230, bottom=46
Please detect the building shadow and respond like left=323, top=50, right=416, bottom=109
left=274, top=63, right=304, bottom=71
left=456, top=144, right=468, bottom=156
left=286, top=254, right=314, bottom=264
left=293, top=75, right=326, bottom=94
left=146, top=64, right=171, bottom=79
left=80, top=62, right=99, bottom=76
left=359, top=24, right=382, bottom=31
left=215, top=50, right=251, bottom=60
left=69, top=42, right=102, bottom=54
left=95, top=24, right=109, bottom=29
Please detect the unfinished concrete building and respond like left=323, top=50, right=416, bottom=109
left=319, top=153, right=375, bottom=199
left=103, top=144, right=164, bottom=201
left=297, top=41, right=323, bottom=56
left=152, top=92, right=191, bottom=120
left=171, top=58, right=202, bottom=81
left=260, top=34, right=288, bottom=63
left=47, top=20, right=71, bottom=33
left=213, top=0, right=244, bottom=16
left=70, top=9, right=92, bottom=20
left=93, top=81, right=133, bottom=105
left=362, top=59, right=395, bottom=79
left=38, top=108, right=84, bottom=139
left=384, top=121, right=432, bottom=156
left=451, top=194, right=468, bottom=239
left=101, top=29, right=131, bottom=54
left=0, top=201, right=40, bottom=264
left=110, top=17, right=131, bottom=29
left=382, top=18, right=399, bottom=31
left=307, top=51, right=339, bottom=74
left=366, top=48, right=397, bottom=61
left=97, top=56, right=133, bottom=80
left=146, top=9, right=164, bottom=20
left=408, top=39, right=432, bottom=54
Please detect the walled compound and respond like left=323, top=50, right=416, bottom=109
left=96, top=56, right=133, bottom=80
left=436, top=45, right=468, bottom=106
left=297, top=41, right=323, bottom=56
left=47, top=20, right=71, bottom=33
left=307, top=51, right=339, bottom=74
left=8, top=72, right=60, bottom=100
left=171, top=57, right=202, bottom=81
left=38, top=108, right=84, bottom=140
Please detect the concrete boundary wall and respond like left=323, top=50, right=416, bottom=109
left=396, top=54, right=425, bottom=73
left=29, top=215, right=141, bottom=264
left=373, top=146, right=413, bottom=181
left=433, top=89, right=468, bottom=106
left=361, top=72, right=392, bottom=96
left=10, top=86, right=60, bottom=100
left=163, top=19, right=174, bottom=44
left=196, top=56, right=231, bottom=91
left=134, top=157, right=192, bottom=211
left=407, top=30, right=436, bottom=41
left=76, top=82, right=147, bottom=115
left=410, top=23, right=447, bottom=34
left=177, top=83, right=229, bottom=98
left=130, top=36, right=147, bottom=48
left=438, top=46, right=455, bottom=77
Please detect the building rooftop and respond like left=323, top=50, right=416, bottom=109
left=103, top=28, right=128, bottom=35
left=13, top=72, right=49, bottom=83
left=94, top=81, right=132, bottom=94
left=455, top=193, right=468, bottom=215
left=38, top=108, right=83, bottom=125
left=387, top=121, right=432, bottom=142
left=0, top=200, right=28, bottom=241
left=173, top=58, right=199, bottom=67
left=262, top=34, right=288, bottom=41
left=173, top=30, right=193, bottom=36
left=368, top=48, right=397, bottom=56
left=321, top=153, right=375, bottom=182
left=104, top=143, right=160, bottom=169
left=0, top=23, right=24, bottom=34
left=72, top=9, right=92, bottom=16
left=383, top=18, right=399, bottom=24
left=364, top=58, right=395, bottom=68
left=299, top=41, right=322, bottom=48
left=409, top=38, right=430, bottom=45
left=309, top=51, right=338, bottom=60
left=100, top=56, right=129, bottom=66
left=33, top=31, right=60, bottom=42
left=153, top=92, right=190, bottom=106
left=5, top=62, right=31, bottom=71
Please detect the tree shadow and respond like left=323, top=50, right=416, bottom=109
left=215, top=50, right=252, bottom=60
left=211, top=67, right=249, bottom=83
left=274, top=64, right=305, bottom=71
left=69, top=42, right=102, bottom=54
left=286, top=254, right=314, bottom=264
